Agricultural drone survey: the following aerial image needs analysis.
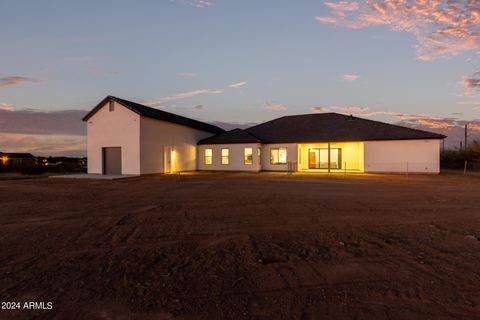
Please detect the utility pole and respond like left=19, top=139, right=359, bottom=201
left=465, top=123, right=468, bottom=151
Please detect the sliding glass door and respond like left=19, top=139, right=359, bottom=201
left=308, top=148, right=342, bottom=169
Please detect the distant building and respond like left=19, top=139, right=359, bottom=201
left=0, top=152, right=36, bottom=166
left=83, top=96, right=446, bottom=175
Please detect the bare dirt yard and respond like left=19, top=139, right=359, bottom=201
left=1, top=172, right=480, bottom=320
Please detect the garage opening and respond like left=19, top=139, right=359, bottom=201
left=102, top=147, right=122, bottom=175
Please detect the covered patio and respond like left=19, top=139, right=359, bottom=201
left=298, top=141, right=364, bottom=173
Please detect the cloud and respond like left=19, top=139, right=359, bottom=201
left=194, top=104, right=204, bottom=110
left=0, top=102, right=14, bottom=111
left=175, top=0, right=214, bottom=8
left=84, top=66, right=119, bottom=76
left=0, top=109, right=87, bottom=136
left=190, top=0, right=214, bottom=7
left=311, top=106, right=329, bottom=113
left=342, top=74, right=360, bottom=81
left=141, top=88, right=223, bottom=108
left=228, top=81, right=247, bottom=88
left=179, top=72, right=197, bottom=77
left=316, top=1, right=480, bottom=61
left=0, top=76, right=44, bottom=88
left=0, top=133, right=86, bottom=157
left=265, top=102, right=287, bottom=111
left=329, top=105, right=403, bottom=117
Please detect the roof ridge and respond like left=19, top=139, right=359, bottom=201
left=83, top=95, right=224, bottom=134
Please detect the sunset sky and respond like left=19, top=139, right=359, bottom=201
left=1, top=0, right=479, bottom=156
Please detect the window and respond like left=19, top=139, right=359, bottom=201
left=109, top=101, right=115, bottom=112
left=308, top=148, right=342, bottom=169
left=221, top=148, right=229, bottom=165
left=257, top=147, right=261, bottom=164
left=244, top=147, right=253, bottom=165
left=270, top=148, right=287, bottom=164
left=204, top=149, right=212, bottom=165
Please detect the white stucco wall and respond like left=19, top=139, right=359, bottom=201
left=261, top=143, right=298, bottom=171
left=197, top=143, right=261, bottom=171
left=364, top=139, right=441, bottom=173
left=140, top=117, right=215, bottom=174
left=86, top=101, right=141, bottom=175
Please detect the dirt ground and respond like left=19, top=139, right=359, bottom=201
left=1, top=172, right=480, bottom=320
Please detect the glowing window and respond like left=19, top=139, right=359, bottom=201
left=221, top=148, right=229, bottom=165
left=204, top=149, right=212, bottom=165
left=244, top=147, right=253, bottom=165
left=257, top=147, right=261, bottom=164
left=270, top=148, right=287, bottom=164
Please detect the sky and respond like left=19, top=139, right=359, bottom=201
left=1, top=0, right=479, bottom=156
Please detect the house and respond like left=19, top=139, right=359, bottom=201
left=83, top=96, right=446, bottom=175
left=0, top=152, right=36, bottom=166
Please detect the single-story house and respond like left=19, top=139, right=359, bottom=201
left=0, top=152, right=36, bottom=166
left=83, top=96, right=446, bottom=175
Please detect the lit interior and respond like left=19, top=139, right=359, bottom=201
left=298, top=142, right=364, bottom=172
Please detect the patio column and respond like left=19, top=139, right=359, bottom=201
left=328, top=142, right=331, bottom=173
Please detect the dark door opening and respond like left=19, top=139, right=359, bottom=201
left=102, top=147, right=122, bottom=175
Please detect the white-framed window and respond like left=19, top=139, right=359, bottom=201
left=109, top=101, right=115, bottom=112
left=270, top=147, right=287, bottom=164
left=221, top=148, right=229, bottom=165
left=244, top=147, right=253, bottom=165
left=204, top=148, right=212, bottom=165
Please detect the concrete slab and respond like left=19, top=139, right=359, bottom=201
left=50, top=174, right=139, bottom=180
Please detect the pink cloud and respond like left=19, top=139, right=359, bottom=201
left=0, top=102, right=14, bottom=111
left=0, top=76, right=44, bottom=88
left=141, top=88, right=223, bottom=107
left=228, top=81, right=247, bottom=88
left=342, top=73, right=360, bottom=81
left=316, top=1, right=480, bottom=61
left=0, top=132, right=86, bottom=157
left=311, top=106, right=328, bottom=113
left=265, top=102, right=287, bottom=111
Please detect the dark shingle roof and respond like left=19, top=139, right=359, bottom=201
left=244, top=113, right=446, bottom=143
left=198, top=128, right=261, bottom=145
left=2, top=153, right=35, bottom=158
left=83, top=96, right=225, bottom=134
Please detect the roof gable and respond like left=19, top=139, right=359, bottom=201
left=83, top=96, right=225, bottom=134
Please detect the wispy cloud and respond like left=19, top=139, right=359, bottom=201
left=0, top=109, right=87, bottom=136
left=194, top=104, right=204, bottom=110
left=0, top=102, right=14, bottom=111
left=141, top=88, right=223, bottom=108
left=228, top=81, right=247, bottom=88
left=175, top=0, right=214, bottom=8
left=342, top=74, right=360, bottom=81
left=311, top=106, right=329, bottom=113
left=316, top=1, right=480, bottom=61
left=265, top=102, right=287, bottom=111
left=328, top=105, right=403, bottom=117
left=0, top=133, right=86, bottom=157
left=0, top=76, right=44, bottom=88
left=179, top=72, right=197, bottom=77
